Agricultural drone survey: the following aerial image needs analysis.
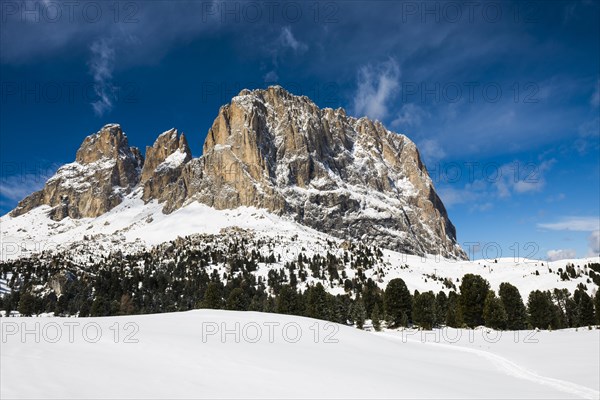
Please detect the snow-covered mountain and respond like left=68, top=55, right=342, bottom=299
left=1, top=189, right=598, bottom=300
left=7, top=86, right=465, bottom=259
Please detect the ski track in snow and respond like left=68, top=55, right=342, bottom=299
left=380, top=333, right=600, bottom=400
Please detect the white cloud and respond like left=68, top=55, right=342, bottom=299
left=437, top=184, right=483, bottom=207
left=494, top=159, right=556, bottom=198
left=353, top=58, right=400, bottom=121
left=418, top=139, right=446, bottom=164
left=538, top=216, right=600, bottom=232
left=546, top=193, right=566, bottom=202
left=470, top=202, right=493, bottom=213
left=263, top=70, right=279, bottom=83
left=0, top=172, right=54, bottom=203
left=392, top=103, right=428, bottom=128
left=588, top=230, right=600, bottom=256
left=546, top=249, right=577, bottom=261
left=89, top=39, right=116, bottom=117
left=278, top=27, right=307, bottom=53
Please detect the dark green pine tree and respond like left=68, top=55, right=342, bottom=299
left=435, top=292, right=448, bottom=326
left=527, top=290, right=555, bottom=329
left=371, top=303, right=382, bottom=331
left=595, top=290, right=600, bottom=325
left=90, top=295, right=109, bottom=317
left=200, top=282, right=223, bottom=309
left=351, top=296, right=366, bottom=329
left=483, top=290, right=508, bottom=330
left=226, top=288, right=248, bottom=311
left=498, top=282, right=527, bottom=330
left=412, top=291, right=436, bottom=330
left=305, top=283, right=330, bottom=321
left=384, top=278, right=412, bottom=328
left=551, top=288, right=573, bottom=328
left=276, top=285, right=301, bottom=315
left=445, top=291, right=463, bottom=328
left=459, top=274, right=490, bottom=327
left=574, top=288, right=596, bottom=327
left=18, top=292, right=35, bottom=317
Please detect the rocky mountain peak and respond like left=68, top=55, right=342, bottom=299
left=181, top=86, right=466, bottom=259
left=75, top=124, right=128, bottom=164
left=141, top=128, right=192, bottom=203
left=8, top=86, right=467, bottom=259
left=10, top=124, right=143, bottom=220
left=141, top=128, right=192, bottom=183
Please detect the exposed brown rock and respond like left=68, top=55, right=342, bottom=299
left=140, top=128, right=192, bottom=203
left=9, top=87, right=467, bottom=259
left=10, top=124, right=143, bottom=220
left=170, top=86, right=466, bottom=259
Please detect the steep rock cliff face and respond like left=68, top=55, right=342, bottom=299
left=8, top=87, right=466, bottom=259
left=170, top=86, right=465, bottom=258
left=10, top=124, right=143, bottom=220
left=140, top=128, right=192, bottom=206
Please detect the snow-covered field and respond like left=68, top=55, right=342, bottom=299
left=1, top=310, right=598, bottom=399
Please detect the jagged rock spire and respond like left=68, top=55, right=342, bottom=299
left=9, top=87, right=467, bottom=259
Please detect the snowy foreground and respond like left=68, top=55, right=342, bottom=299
left=1, top=310, right=599, bottom=399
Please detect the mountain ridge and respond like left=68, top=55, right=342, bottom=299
left=8, top=86, right=467, bottom=259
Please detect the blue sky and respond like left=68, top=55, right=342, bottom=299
left=0, top=0, right=598, bottom=260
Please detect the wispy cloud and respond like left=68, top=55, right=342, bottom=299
left=353, top=58, right=400, bottom=121
left=418, top=138, right=446, bottom=165
left=538, top=216, right=600, bottom=231
left=89, top=39, right=116, bottom=117
left=278, top=26, right=307, bottom=54
left=588, top=230, right=600, bottom=256
left=437, top=182, right=485, bottom=207
left=437, top=157, right=556, bottom=211
left=546, top=249, right=577, bottom=261
left=261, top=26, right=308, bottom=83
left=0, top=172, right=53, bottom=203
left=494, top=159, right=556, bottom=198
left=392, top=103, right=429, bottom=129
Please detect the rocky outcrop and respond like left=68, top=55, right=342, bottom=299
left=8, top=87, right=467, bottom=259
left=10, top=124, right=143, bottom=220
left=140, top=128, right=192, bottom=204
left=173, top=87, right=465, bottom=258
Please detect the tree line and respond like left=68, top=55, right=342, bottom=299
left=1, top=237, right=599, bottom=331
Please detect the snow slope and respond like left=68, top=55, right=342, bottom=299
left=1, top=310, right=598, bottom=399
left=1, top=192, right=598, bottom=299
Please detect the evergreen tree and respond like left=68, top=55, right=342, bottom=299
left=18, top=292, right=35, bottom=317
left=90, top=295, right=109, bottom=317
left=435, top=292, right=448, bottom=326
left=551, top=288, right=573, bottom=328
left=226, top=288, right=248, bottom=311
left=574, top=288, right=596, bottom=326
left=498, top=282, right=527, bottom=330
left=305, top=283, right=330, bottom=321
left=459, top=274, right=490, bottom=327
left=412, top=291, right=436, bottom=330
left=445, top=291, right=463, bottom=328
left=384, top=278, right=412, bottom=328
left=276, top=285, right=301, bottom=315
left=351, top=296, right=366, bottom=329
left=594, top=290, right=600, bottom=325
left=527, top=290, right=555, bottom=329
left=200, top=282, right=223, bottom=309
left=483, top=290, right=507, bottom=330
left=371, top=303, right=382, bottom=331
